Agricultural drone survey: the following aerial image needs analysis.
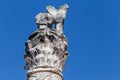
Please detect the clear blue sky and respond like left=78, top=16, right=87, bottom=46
left=0, top=0, right=120, bottom=80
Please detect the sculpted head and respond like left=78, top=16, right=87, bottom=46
left=60, top=4, right=69, bottom=10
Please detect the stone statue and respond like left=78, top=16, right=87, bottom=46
left=24, top=4, right=69, bottom=80
left=35, top=4, right=69, bottom=34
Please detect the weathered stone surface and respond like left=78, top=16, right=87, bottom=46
left=24, top=4, right=69, bottom=80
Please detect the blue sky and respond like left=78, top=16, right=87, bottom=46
left=0, top=0, right=120, bottom=80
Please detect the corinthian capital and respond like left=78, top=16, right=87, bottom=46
left=24, top=4, right=69, bottom=80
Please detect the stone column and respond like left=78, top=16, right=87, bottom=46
left=24, top=4, right=69, bottom=80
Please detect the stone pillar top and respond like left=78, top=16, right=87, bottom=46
left=24, top=4, right=69, bottom=80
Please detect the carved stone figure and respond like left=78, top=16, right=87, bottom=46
left=35, top=13, right=53, bottom=29
left=46, top=4, right=69, bottom=34
left=24, top=4, right=69, bottom=80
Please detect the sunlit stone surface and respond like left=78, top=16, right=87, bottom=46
left=24, top=4, right=69, bottom=80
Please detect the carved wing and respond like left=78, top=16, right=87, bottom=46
left=46, top=6, right=58, bottom=18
